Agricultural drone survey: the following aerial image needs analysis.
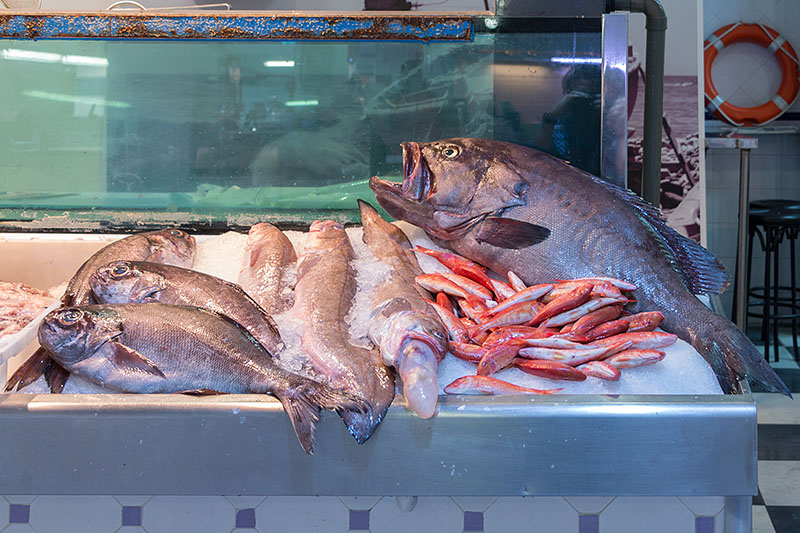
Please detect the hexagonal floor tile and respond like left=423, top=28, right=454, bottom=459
left=370, top=497, right=462, bottom=533
left=256, top=496, right=348, bottom=532
left=30, top=496, right=121, bottom=533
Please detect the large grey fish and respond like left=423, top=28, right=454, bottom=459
left=238, top=222, right=297, bottom=315
left=89, top=260, right=283, bottom=355
left=290, top=220, right=395, bottom=443
left=39, top=303, right=364, bottom=455
left=6, top=228, right=196, bottom=393
left=359, top=200, right=448, bottom=419
left=370, top=138, right=789, bottom=396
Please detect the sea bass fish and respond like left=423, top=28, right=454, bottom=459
left=39, top=304, right=363, bottom=455
left=359, top=200, right=448, bottom=419
left=6, top=228, right=196, bottom=394
left=290, top=220, right=395, bottom=443
left=90, top=260, right=283, bottom=355
left=238, top=223, right=297, bottom=315
left=370, top=138, right=788, bottom=396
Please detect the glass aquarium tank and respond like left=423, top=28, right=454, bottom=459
left=0, top=13, right=612, bottom=230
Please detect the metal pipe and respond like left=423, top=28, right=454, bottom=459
left=607, top=0, right=667, bottom=207
left=736, top=148, right=751, bottom=330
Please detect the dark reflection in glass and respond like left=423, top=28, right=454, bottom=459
left=0, top=30, right=602, bottom=218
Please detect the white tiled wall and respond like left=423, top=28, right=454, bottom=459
left=705, top=134, right=800, bottom=318
left=0, top=495, right=728, bottom=532
left=704, top=0, right=800, bottom=114
left=703, top=0, right=800, bottom=320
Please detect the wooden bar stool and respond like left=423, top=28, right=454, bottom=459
left=746, top=200, right=800, bottom=362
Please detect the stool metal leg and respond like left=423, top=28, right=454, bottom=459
left=763, top=227, right=772, bottom=361
left=772, top=226, right=780, bottom=361
left=791, top=228, right=799, bottom=361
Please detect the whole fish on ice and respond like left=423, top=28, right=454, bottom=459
left=39, top=303, right=363, bottom=455
left=90, top=260, right=283, bottom=355
left=238, top=223, right=297, bottom=315
left=359, top=200, right=448, bottom=418
left=6, top=228, right=196, bottom=393
left=290, top=220, right=395, bottom=443
left=370, top=138, right=788, bottom=395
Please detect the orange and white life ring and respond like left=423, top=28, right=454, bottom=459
left=704, top=22, right=800, bottom=126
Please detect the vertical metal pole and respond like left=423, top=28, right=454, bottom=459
left=641, top=15, right=666, bottom=207
left=724, top=495, right=753, bottom=533
left=600, top=13, right=629, bottom=189
left=735, top=148, right=751, bottom=329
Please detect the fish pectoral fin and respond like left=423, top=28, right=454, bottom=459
left=178, top=388, right=226, bottom=396
left=474, top=217, right=551, bottom=249
left=108, top=342, right=166, bottom=378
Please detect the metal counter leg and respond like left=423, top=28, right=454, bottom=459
left=724, top=495, right=753, bottom=533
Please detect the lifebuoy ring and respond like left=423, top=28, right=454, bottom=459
left=704, top=22, right=800, bottom=126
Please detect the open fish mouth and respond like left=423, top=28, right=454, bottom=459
left=401, top=142, right=433, bottom=202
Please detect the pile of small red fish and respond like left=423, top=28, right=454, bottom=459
left=411, top=247, right=677, bottom=396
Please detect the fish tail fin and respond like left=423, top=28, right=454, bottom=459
left=276, top=378, right=369, bottom=455
left=694, top=315, right=791, bottom=397
left=5, top=347, right=59, bottom=392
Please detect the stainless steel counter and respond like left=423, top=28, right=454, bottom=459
left=0, top=392, right=756, bottom=498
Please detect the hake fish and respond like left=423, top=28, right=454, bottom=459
left=39, top=304, right=363, bottom=455
left=290, top=220, right=395, bottom=443
left=90, top=260, right=283, bottom=355
left=238, top=223, right=297, bottom=315
left=370, top=138, right=789, bottom=396
left=358, top=200, right=448, bottom=419
left=6, top=228, right=196, bottom=394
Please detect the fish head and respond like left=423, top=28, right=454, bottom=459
left=370, top=138, right=531, bottom=240
left=304, top=220, right=346, bottom=253
left=246, top=222, right=280, bottom=243
left=381, top=311, right=448, bottom=365
left=39, top=306, right=122, bottom=365
left=146, top=228, right=196, bottom=267
left=91, top=261, right=165, bottom=304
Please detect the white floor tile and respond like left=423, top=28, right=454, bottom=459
left=752, top=505, right=776, bottom=533
left=600, top=497, right=695, bottom=533
left=754, top=393, right=800, bottom=424
left=529, top=497, right=578, bottom=531
left=1, top=496, right=37, bottom=505
left=450, top=497, right=496, bottom=512
left=113, top=496, right=152, bottom=507
left=1, top=525, right=36, bottom=533
left=117, top=527, right=147, bottom=533
left=29, top=496, right=120, bottom=533
left=564, top=496, right=615, bottom=514
left=338, top=496, right=382, bottom=510
left=484, top=497, right=537, bottom=533
left=370, top=496, right=462, bottom=533
left=256, top=496, right=348, bottom=533
left=677, top=496, right=724, bottom=516
left=758, top=461, right=800, bottom=505
left=224, top=496, right=268, bottom=509
left=142, top=496, right=234, bottom=533
left=0, top=499, right=8, bottom=530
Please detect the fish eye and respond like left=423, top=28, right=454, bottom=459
left=58, top=309, right=83, bottom=326
left=442, top=145, right=461, bottom=159
left=111, top=263, right=130, bottom=278
left=168, top=229, right=184, bottom=237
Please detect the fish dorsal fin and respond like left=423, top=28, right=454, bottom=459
left=590, top=176, right=730, bottom=295
left=108, top=341, right=166, bottom=378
